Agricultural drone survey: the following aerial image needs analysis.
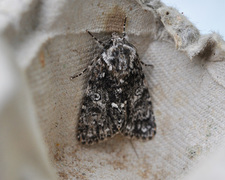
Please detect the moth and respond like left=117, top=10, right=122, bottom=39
left=71, top=17, right=156, bottom=144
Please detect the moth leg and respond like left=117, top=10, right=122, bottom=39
left=86, top=30, right=106, bottom=48
left=140, top=61, right=154, bottom=68
left=70, top=57, right=97, bottom=80
left=70, top=68, right=87, bottom=80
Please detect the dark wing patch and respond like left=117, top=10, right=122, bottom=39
left=77, top=58, right=126, bottom=144
left=121, top=59, right=156, bottom=140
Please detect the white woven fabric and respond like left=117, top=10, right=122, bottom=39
left=0, top=0, right=225, bottom=179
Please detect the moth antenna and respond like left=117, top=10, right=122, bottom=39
left=122, top=16, right=127, bottom=38
left=86, top=30, right=105, bottom=48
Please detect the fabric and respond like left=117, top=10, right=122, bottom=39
left=0, top=0, right=225, bottom=179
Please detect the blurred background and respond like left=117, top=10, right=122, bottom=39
left=163, top=0, right=225, bottom=37
left=0, top=0, right=224, bottom=179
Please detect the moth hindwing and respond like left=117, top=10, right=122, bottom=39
left=72, top=17, right=156, bottom=145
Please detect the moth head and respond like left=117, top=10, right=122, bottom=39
left=111, top=32, right=127, bottom=45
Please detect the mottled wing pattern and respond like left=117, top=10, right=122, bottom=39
left=76, top=21, right=156, bottom=144
left=121, top=56, right=156, bottom=140
left=77, top=58, right=127, bottom=144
